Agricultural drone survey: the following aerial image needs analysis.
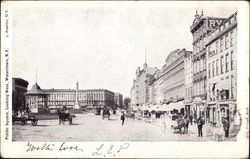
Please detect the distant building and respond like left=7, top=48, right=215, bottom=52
left=12, top=78, right=29, bottom=111
left=148, top=69, right=164, bottom=105
left=44, top=88, right=115, bottom=110
left=206, top=12, right=237, bottom=125
left=114, top=92, right=123, bottom=108
left=190, top=10, right=226, bottom=120
left=130, top=62, right=158, bottom=110
left=162, top=49, right=191, bottom=115
left=25, top=82, right=116, bottom=113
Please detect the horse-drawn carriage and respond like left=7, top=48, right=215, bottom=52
left=170, top=114, right=190, bottom=134
left=12, top=112, right=38, bottom=126
left=95, top=107, right=102, bottom=115
left=57, top=109, right=73, bottom=125
left=102, top=107, right=110, bottom=120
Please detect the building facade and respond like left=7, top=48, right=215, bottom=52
left=25, top=82, right=117, bottom=113
left=190, top=11, right=225, bottom=120
left=12, top=78, right=29, bottom=111
left=114, top=92, right=123, bottom=108
left=130, top=62, right=157, bottom=110
left=206, top=12, right=237, bottom=125
left=130, top=81, right=138, bottom=110
left=44, top=88, right=115, bottom=109
left=162, top=49, right=190, bottom=114
left=184, top=51, right=193, bottom=115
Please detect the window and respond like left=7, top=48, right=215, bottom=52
left=231, top=51, right=234, bottom=70
left=193, top=44, right=196, bottom=54
left=216, top=41, right=219, bottom=54
left=203, top=58, right=206, bottom=70
left=197, top=41, right=200, bottom=52
left=216, top=59, right=219, bottom=75
left=208, top=83, right=211, bottom=101
left=208, top=46, right=211, bottom=55
left=220, top=56, right=224, bottom=74
left=225, top=54, right=229, bottom=72
left=201, top=59, right=203, bottom=71
left=231, top=76, right=234, bottom=98
left=230, top=31, right=233, bottom=47
left=212, top=61, right=215, bottom=77
left=197, top=82, right=200, bottom=95
left=197, top=60, right=200, bottom=72
left=208, top=63, right=211, bottom=78
left=225, top=34, right=229, bottom=49
left=220, top=37, right=224, bottom=52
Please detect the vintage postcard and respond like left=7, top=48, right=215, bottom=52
left=1, top=1, right=249, bottom=158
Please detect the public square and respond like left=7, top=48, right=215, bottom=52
left=12, top=112, right=237, bottom=142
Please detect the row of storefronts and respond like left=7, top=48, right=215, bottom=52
left=130, top=11, right=238, bottom=127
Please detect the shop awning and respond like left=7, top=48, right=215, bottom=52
left=165, top=101, right=185, bottom=111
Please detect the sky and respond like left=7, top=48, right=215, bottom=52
left=11, top=1, right=237, bottom=97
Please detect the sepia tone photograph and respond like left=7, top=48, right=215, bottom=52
left=1, top=1, right=249, bottom=158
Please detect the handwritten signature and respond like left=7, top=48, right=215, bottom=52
left=26, top=142, right=83, bottom=152
left=26, top=142, right=129, bottom=157
left=92, top=143, right=130, bottom=157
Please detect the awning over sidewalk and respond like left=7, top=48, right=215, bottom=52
left=164, top=101, right=185, bottom=111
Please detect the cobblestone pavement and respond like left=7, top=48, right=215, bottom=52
left=12, top=113, right=237, bottom=141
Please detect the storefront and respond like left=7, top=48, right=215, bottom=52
left=207, top=102, right=217, bottom=125
left=192, top=97, right=206, bottom=121
left=184, top=102, right=193, bottom=116
left=218, top=100, right=237, bottom=124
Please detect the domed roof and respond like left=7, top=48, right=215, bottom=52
left=25, top=83, right=47, bottom=95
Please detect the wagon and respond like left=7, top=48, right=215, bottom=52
left=12, top=113, right=38, bottom=126
left=102, top=107, right=110, bottom=120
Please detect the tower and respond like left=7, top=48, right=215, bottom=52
left=74, top=81, right=80, bottom=109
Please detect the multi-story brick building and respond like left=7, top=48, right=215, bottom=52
left=148, top=69, right=164, bottom=111
left=184, top=51, right=193, bottom=115
left=12, top=78, right=29, bottom=112
left=130, top=62, right=157, bottom=110
left=162, top=49, right=191, bottom=114
left=190, top=11, right=225, bottom=120
left=25, top=82, right=117, bottom=113
left=206, top=12, right=237, bottom=125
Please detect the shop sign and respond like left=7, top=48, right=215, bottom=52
left=207, top=18, right=225, bottom=29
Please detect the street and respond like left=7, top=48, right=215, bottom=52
left=12, top=112, right=236, bottom=141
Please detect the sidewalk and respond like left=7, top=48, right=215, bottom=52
left=146, top=117, right=237, bottom=141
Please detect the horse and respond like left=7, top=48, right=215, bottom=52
left=56, top=109, right=72, bottom=125
left=177, top=118, right=186, bottom=134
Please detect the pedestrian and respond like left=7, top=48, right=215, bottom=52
left=121, top=112, right=125, bottom=126
left=223, top=118, right=230, bottom=138
left=177, top=116, right=185, bottom=135
left=189, top=114, right=193, bottom=125
left=197, top=117, right=204, bottom=137
left=184, top=115, right=190, bottom=134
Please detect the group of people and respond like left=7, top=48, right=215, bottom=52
left=176, top=114, right=204, bottom=137
left=176, top=115, right=230, bottom=139
left=176, top=115, right=191, bottom=135
left=13, top=107, right=31, bottom=119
